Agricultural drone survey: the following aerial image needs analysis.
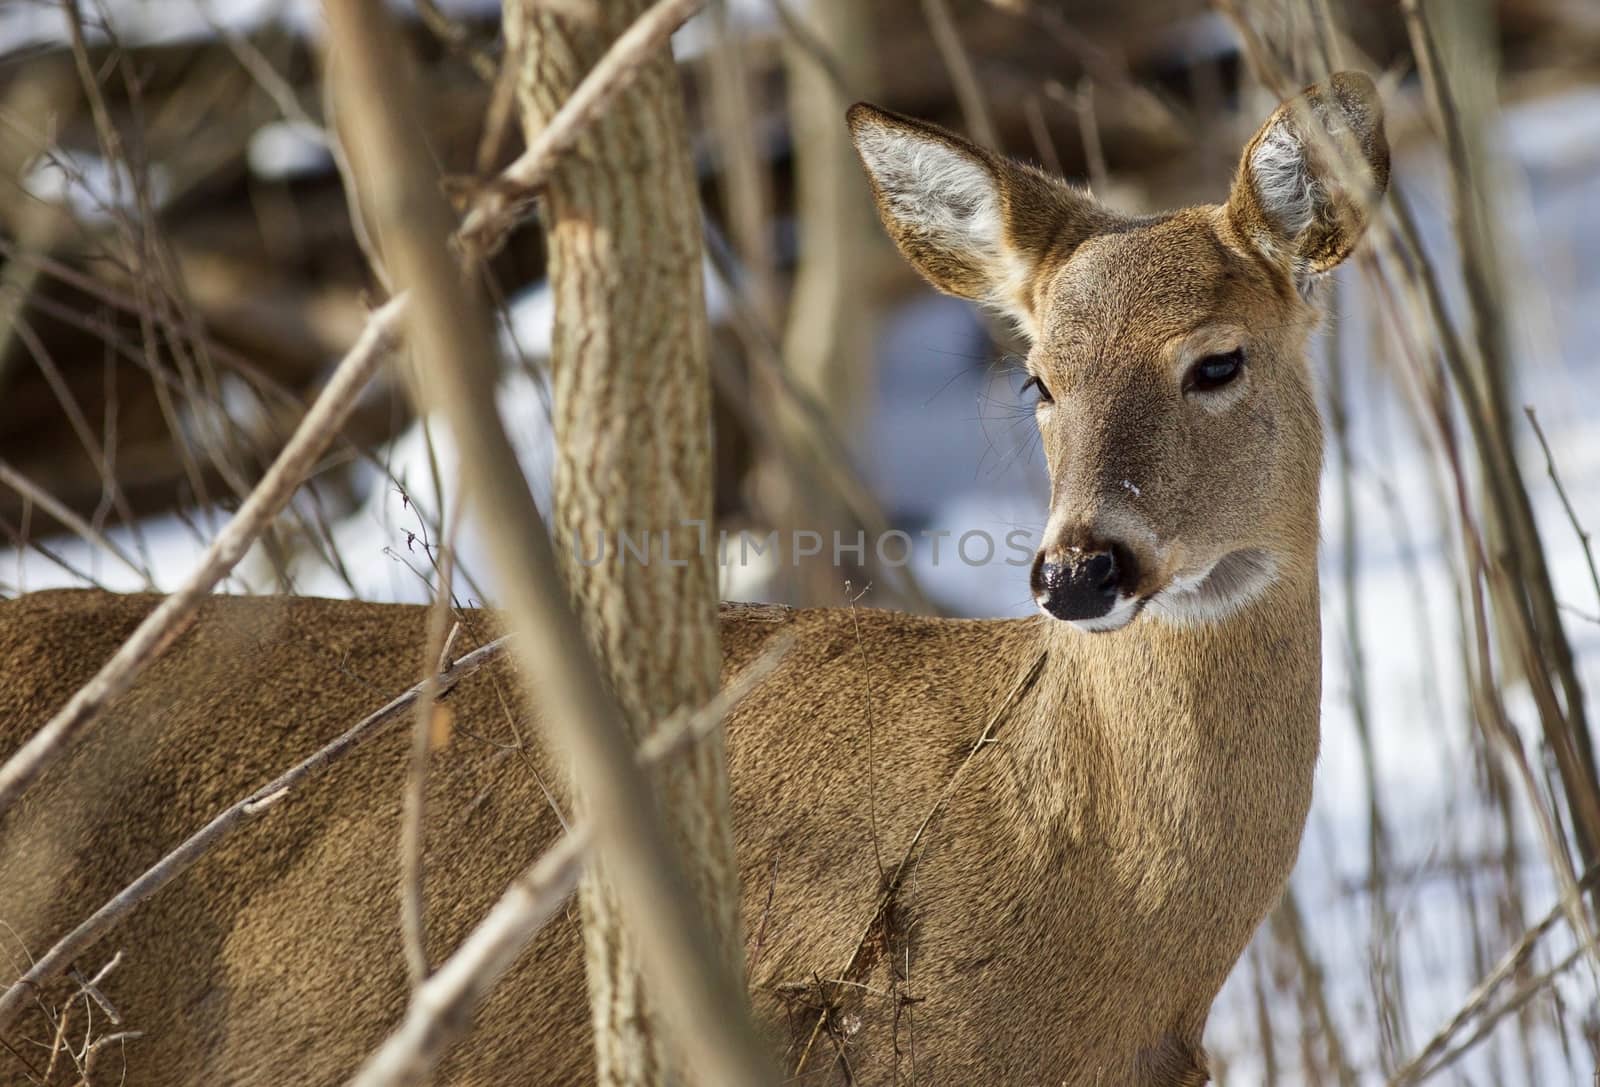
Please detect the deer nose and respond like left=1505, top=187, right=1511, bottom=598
left=1031, top=545, right=1133, bottom=622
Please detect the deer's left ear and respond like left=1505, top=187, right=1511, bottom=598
left=848, top=102, right=1115, bottom=338
left=1227, top=71, right=1390, bottom=282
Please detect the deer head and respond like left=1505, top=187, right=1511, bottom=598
left=849, top=73, right=1388, bottom=631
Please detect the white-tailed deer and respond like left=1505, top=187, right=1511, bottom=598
left=0, top=72, right=1386, bottom=1085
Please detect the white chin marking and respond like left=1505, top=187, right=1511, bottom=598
left=1148, top=549, right=1278, bottom=627
left=1043, top=594, right=1142, bottom=634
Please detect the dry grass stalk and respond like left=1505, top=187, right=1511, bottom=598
left=1369, top=213, right=1600, bottom=979
left=0, top=0, right=700, bottom=836
left=350, top=638, right=788, bottom=1087
left=1523, top=406, right=1600, bottom=616
left=0, top=291, right=407, bottom=820
left=323, top=2, right=773, bottom=1083
left=0, top=635, right=509, bottom=1034
left=0, top=461, right=153, bottom=589
left=1391, top=864, right=1600, bottom=1085
left=1400, top=0, right=1600, bottom=858
left=1220, top=2, right=1600, bottom=1072
left=456, top=0, right=708, bottom=255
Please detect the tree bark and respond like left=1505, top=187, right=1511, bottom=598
left=503, top=5, right=746, bottom=1083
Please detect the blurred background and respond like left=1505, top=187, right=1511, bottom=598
left=2, top=0, right=1598, bottom=1081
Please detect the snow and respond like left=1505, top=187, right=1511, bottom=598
left=21, top=149, right=168, bottom=225
left=247, top=120, right=332, bottom=181
left=3, top=9, right=1598, bottom=1076
left=0, top=0, right=783, bottom=60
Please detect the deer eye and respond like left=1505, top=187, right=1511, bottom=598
left=1021, top=374, right=1054, bottom=404
left=1185, top=348, right=1244, bottom=394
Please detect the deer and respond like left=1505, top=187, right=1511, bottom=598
left=0, top=71, right=1386, bottom=1086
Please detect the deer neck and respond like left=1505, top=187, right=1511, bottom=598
left=1007, top=547, right=1322, bottom=866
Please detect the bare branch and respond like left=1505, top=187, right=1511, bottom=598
left=350, top=829, right=591, bottom=1087
left=323, top=3, right=774, bottom=1084
left=401, top=549, right=463, bottom=987
left=350, top=638, right=788, bottom=1087
left=919, top=0, right=998, bottom=151
left=0, top=0, right=672, bottom=826
left=0, top=636, right=509, bottom=1034
left=456, top=0, right=707, bottom=254
left=0, top=294, right=407, bottom=819
left=0, top=461, right=154, bottom=589
left=1390, top=863, right=1600, bottom=1085
left=1523, top=405, right=1600, bottom=617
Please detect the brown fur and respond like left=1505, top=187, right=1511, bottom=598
left=0, top=73, right=1386, bottom=1085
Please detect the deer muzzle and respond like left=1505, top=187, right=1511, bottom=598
left=1030, top=540, right=1141, bottom=629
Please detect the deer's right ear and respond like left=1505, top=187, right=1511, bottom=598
left=1226, top=71, right=1389, bottom=283
left=847, top=103, right=1107, bottom=338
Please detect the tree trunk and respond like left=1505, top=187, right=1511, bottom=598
left=503, top=5, right=746, bottom=1083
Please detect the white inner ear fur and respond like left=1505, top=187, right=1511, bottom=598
left=1249, top=122, right=1321, bottom=241
left=855, top=125, right=1003, bottom=250
left=854, top=125, right=1036, bottom=334
left=1249, top=98, right=1363, bottom=247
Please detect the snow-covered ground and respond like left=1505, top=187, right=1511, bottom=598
left=0, top=0, right=780, bottom=60
left=4, top=5, right=1598, bottom=1077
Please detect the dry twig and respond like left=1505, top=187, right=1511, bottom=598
left=919, top=0, right=998, bottom=151
left=0, top=294, right=407, bottom=819
left=352, top=640, right=789, bottom=1087
left=400, top=531, right=464, bottom=987
left=793, top=649, right=1046, bottom=1075
left=349, top=829, right=591, bottom=1087
left=0, top=636, right=509, bottom=1035
left=1523, top=405, right=1600, bottom=616
left=456, top=0, right=708, bottom=254
left=0, top=0, right=697, bottom=829
left=0, top=461, right=154, bottom=589
left=324, top=2, right=773, bottom=1083
left=1390, top=865, right=1600, bottom=1085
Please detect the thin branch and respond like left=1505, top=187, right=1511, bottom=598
left=350, top=830, right=591, bottom=1087
left=844, top=583, right=885, bottom=882
left=414, top=0, right=500, bottom=82
left=457, top=0, right=708, bottom=254
left=794, top=649, right=1046, bottom=1074
left=0, top=0, right=674, bottom=826
left=0, top=461, right=154, bottom=589
left=400, top=540, right=463, bottom=987
left=1070, top=79, right=1109, bottom=196
left=1401, top=0, right=1599, bottom=857
left=350, top=639, right=789, bottom=1087
left=0, top=637, right=509, bottom=1034
left=1523, top=405, right=1600, bottom=617
left=700, top=221, right=939, bottom=614
left=919, top=0, right=999, bottom=151
left=1390, top=863, right=1600, bottom=1084
left=0, top=293, right=407, bottom=820
left=202, top=4, right=392, bottom=293
left=769, top=0, right=852, bottom=100
left=324, top=3, right=774, bottom=1085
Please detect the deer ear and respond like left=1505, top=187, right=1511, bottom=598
left=1227, top=71, right=1389, bottom=281
left=847, top=102, right=1111, bottom=338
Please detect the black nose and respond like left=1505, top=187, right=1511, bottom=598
left=1031, top=547, right=1129, bottom=621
